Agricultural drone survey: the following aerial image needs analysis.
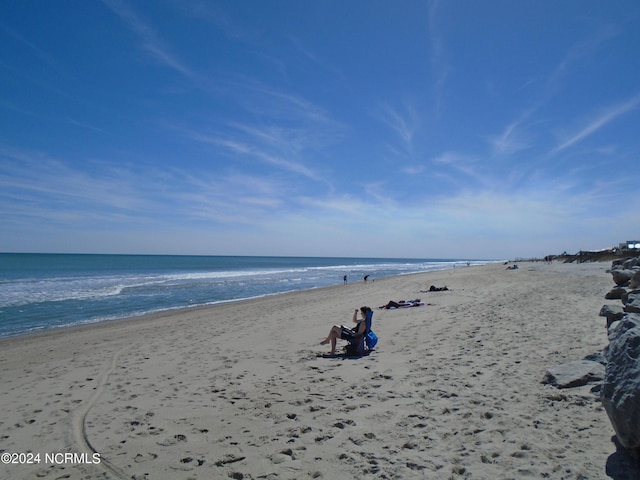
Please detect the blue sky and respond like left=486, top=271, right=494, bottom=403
left=1, top=1, right=639, bottom=259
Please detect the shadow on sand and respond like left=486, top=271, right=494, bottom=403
left=319, top=350, right=374, bottom=360
left=606, top=436, right=640, bottom=479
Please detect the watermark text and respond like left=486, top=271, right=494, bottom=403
left=1, top=452, right=101, bottom=465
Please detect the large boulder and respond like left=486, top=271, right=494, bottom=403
left=601, top=314, right=640, bottom=453
left=613, top=257, right=640, bottom=269
left=624, top=258, right=640, bottom=269
left=600, top=304, right=627, bottom=327
left=605, top=286, right=628, bottom=300
left=631, top=270, right=640, bottom=289
left=623, top=291, right=640, bottom=314
left=542, top=360, right=605, bottom=388
left=611, top=269, right=635, bottom=287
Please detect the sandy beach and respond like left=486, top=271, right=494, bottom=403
left=1, top=261, right=635, bottom=479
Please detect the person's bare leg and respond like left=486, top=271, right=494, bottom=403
left=320, top=326, right=334, bottom=345
left=321, top=326, right=341, bottom=345
left=320, top=326, right=342, bottom=354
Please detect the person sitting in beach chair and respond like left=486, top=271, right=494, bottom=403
left=321, top=306, right=373, bottom=356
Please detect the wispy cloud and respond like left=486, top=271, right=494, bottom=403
left=0, top=146, right=146, bottom=214
left=486, top=118, right=532, bottom=156
left=547, top=26, right=619, bottom=92
left=286, top=34, right=348, bottom=85
left=64, top=117, right=110, bottom=135
left=237, top=79, right=336, bottom=126
left=433, top=151, right=480, bottom=178
left=551, top=94, right=640, bottom=154
left=427, top=0, right=450, bottom=113
left=185, top=128, right=323, bottom=181
left=0, top=21, right=64, bottom=74
left=183, top=0, right=255, bottom=42
left=375, top=102, right=420, bottom=157
left=431, top=149, right=543, bottom=196
left=493, top=29, right=624, bottom=159
left=298, top=194, right=365, bottom=216
left=0, top=59, right=75, bottom=102
left=101, top=0, right=194, bottom=78
left=0, top=146, right=297, bottom=228
left=167, top=170, right=289, bottom=224
left=401, top=164, right=426, bottom=175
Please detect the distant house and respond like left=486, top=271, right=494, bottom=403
left=621, top=240, right=640, bottom=249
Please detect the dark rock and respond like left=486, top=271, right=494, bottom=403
left=621, top=289, right=635, bottom=304
left=624, top=258, right=640, bottom=269
left=600, top=304, right=627, bottom=327
left=606, top=286, right=628, bottom=300
left=584, top=351, right=607, bottom=366
left=612, top=269, right=635, bottom=287
left=613, top=257, right=640, bottom=269
left=631, top=270, right=640, bottom=289
left=542, top=360, right=605, bottom=388
left=601, top=314, right=640, bottom=452
left=623, top=291, right=640, bottom=314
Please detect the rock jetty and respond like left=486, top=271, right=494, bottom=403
left=600, top=256, right=640, bottom=456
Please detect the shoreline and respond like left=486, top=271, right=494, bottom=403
left=2, top=261, right=628, bottom=479
left=0, top=257, right=493, bottom=341
left=0, top=263, right=489, bottom=343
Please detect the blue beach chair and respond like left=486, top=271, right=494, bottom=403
left=344, top=309, right=378, bottom=356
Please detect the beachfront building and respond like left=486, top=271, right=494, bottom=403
left=619, top=240, right=640, bottom=250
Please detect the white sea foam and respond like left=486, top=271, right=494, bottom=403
left=0, top=255, right=491, bottom=337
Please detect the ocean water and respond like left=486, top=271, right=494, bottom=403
left=0, top=254, right=485, bottom=338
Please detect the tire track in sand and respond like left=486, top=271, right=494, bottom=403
left=71, top=346, right=129, bottom=479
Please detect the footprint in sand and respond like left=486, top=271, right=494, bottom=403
left=156, top=433, right=187, bottom=446
left=333, top=419, right=356, bottom=429
left=134, top=452, right=158, bottom=463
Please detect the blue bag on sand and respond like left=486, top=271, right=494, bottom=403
left=365, top=331, right=378, bottom=349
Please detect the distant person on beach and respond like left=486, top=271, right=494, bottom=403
left=320, top=306, right=372, bottom=356
left=419, top=285, right=449, bottom=292
left=343, top=275, right=347, bottom=284
left=364, top=275, right=369, bottom=282
left=378, top=299, right=423, bottom=309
